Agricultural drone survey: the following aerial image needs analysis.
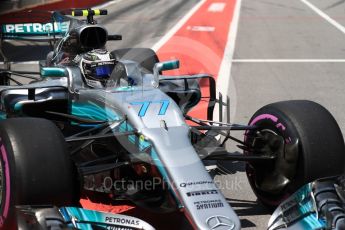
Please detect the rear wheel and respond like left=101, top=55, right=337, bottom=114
left=0, top=118, right=78, bottom=229
left=245, top=100, right=345, bottom=207
left=111, top=48, right=159, bottom=73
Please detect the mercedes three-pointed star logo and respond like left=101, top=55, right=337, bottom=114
left=206, top=215, right=235, bottom=230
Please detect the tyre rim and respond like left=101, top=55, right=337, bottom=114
left=247, top=127, right=299, bottom=203
left=246, top=129, right=285, bottom=206
left=248, top=129, right=279, bottom=188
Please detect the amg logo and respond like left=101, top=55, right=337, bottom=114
left=186, top=189, right=218, bottom=197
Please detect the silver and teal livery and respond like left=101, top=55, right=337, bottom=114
left=60, top=207, right=155, bottom=230
left=269, top=179, right=345, bottom=230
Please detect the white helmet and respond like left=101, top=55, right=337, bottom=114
left=80, top=49, right=116, bottom=88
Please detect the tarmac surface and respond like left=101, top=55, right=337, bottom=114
left=226, top=0, right=345, bottom=229
left=1, top=0, right=345, bottom=229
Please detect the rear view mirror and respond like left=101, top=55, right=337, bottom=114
left=152, top=60, right=180, bottom=87
left=157, top=60, right=180, bottom=72
left=41, top=67, right=66, bottom=78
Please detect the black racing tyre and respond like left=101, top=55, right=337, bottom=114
left=245, top=100, right=345, bottom=207
left=0, top=118, right=78, bottom=229
left=111, top=48, right=159, bottom=73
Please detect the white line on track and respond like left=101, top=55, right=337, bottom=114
left=208, top=3, right=226, bottom=12
left=232, top=59, right=345, bottom=63
left=151, top=0, right=207, bottom=52
left=216, top=0, right=243, bottom=120
left=300, top=0, right=345, bottom=34
left=187, top=26, right=215, bottom=32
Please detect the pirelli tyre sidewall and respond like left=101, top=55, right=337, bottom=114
left=0, top=118, right=78, bottom=229
left=245, top=100, right=345, bottom=207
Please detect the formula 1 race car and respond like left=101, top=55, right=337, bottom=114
left=0, top=9, right=344, bottom=230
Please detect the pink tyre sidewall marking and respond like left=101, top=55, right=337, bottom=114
left=245, top=114, right=289, bottom=140
left=0, top=139, right=10, bottom=227
left=244, top=114, right=279, bottom=143
left=249, top=114, right=278, bottom=126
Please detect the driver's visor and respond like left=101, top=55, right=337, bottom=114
left=95, top=65, right=114, bottom=78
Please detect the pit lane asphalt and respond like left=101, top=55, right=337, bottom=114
left=3, top=0, right=345, bottom=229
left=226, top=0, right=345, bottom=229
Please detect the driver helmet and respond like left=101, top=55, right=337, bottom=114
left=80, top=49, right=116, bottom=88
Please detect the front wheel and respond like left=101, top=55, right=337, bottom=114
left=245, top=100, right=345, bottom=207
left=0, top=118, right=78, bottom=229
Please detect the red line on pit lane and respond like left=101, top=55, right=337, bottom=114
left=157, top=0, right=237, bottom=120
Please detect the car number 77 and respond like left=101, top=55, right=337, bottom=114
left=130, top=100, right=170, bottom=117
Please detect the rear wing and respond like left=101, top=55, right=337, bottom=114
left=0, top=14, right=69, bottom=67
left=0, top=21, right=69, bottom=41
left=0, top=9, right=110, bottom=68
left=0, top=10, right=65, bottom=66
left=0, top=10, right=69, bottom=42
left=0, top=9, right=107, bottom=41
left=0, top=11, right=68, bottom=71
